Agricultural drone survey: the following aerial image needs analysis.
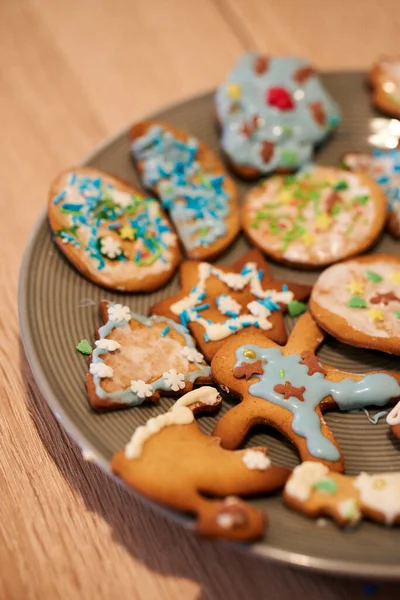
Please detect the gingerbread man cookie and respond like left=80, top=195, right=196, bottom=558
left=342, top=149, right=400, bottom=238
left=150, top=249, right=311, bottom=362
left=284, top=462, right=400, bottom=527
left=310, top=254, right=400, bottom=355
left=48, top=167, right=181, bottom=291
left=387, top=400, right=400, bottom=439
left=211, top=313, right=400, bottom=473
left=216, top=53, right=340, bottom=178
left=86, top=301, right=211, bottom=410
left=243, top=166, right=386, bottom=267
left=130, top=121, right=240, bottom=261
left=111, top=387, right=290, bottom=541
left=369, top=57, right=400, bottom=118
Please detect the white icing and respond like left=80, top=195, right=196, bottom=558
left=312, top=260, right=400, bottom=339
left=285, top=461, right=329, bottom=502
left=162, top=369, right=186, bottom=391
left=387, top=400, right=400, bottom=425
left=89, top=363, right=113, bottom=378
left=125, top=406, right=194, bottom=459
left=173, top=386, right=221, bottom=409
left=354, top=472, right=400, bottom=525
left=110, top=189, right=134, bottom=208
left=108, top=304, right=132, bottom=323
left=337, top=498, right=362, bottom=524
left=242, top=449, right=271, bottom=471
left=130, top=380, right=154, bottom=398
left=216, top=294, right=242, bottom=316
left=100, top=236, right=122, bottom=258
left=181, top=346, right=204, bottom=364
left=95, top=339, right=121, bottom=351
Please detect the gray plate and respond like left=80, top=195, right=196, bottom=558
left=19, top=72, right=400, bottom=579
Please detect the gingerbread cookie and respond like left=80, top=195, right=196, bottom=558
left=284, top=462, right=400, bottom=526
left=310, top=253, right=400, bottom=355
left=387, top=400, right=400, bottom=439
left=48, top=167, right=180, bottom=291
left=130, top=121, right=240, bottom=261
left=86, top=301, right=211, bottom=410
left=369, top=57, right=400, bottom=118
left=111, top=386, right=290, bottom=540
left=211, top=313, right=400, bottom=472
left=216, top=53, right=340, bottom=179
left=243, top=166, right=386, bottom=268
left=150, top=249, right=311, bottom=362
left=342, top=149, right=400, bottom=237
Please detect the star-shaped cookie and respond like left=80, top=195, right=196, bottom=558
left=211, top=312, right=400, bottom=473
left=150, top=249, right=311, bottom=362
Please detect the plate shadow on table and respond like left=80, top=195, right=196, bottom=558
left=19, top=345, right=399, bottom=600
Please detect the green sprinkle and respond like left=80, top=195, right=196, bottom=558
left=280, top=149, right=298, bottom=166
left=198, top=226, right=209, bottom=237
left=347, top=295, right=367, bottom=309
left=281, top=125, right=293, bottom=136
left=332, top=180, right=349, bottom=191
left=366, top=270, right=383, bottom=283
left=282, top=223, right=305, bottom=251
left=284, top=175, right=296, bottom=185
left=76, top=339, right=93, bottom=355
left=313, top=478, right=338, bottom=494
left=288, top=300, right=307, bottom=318
left=353, top=195, right=369, bottom=205
left=395, top=311, right=400, bottom=319
left=250, top=221, right=259, bottom=229
left=331, top=204, right=341, bottom=216
left=279, top=369, right=285, bottom=379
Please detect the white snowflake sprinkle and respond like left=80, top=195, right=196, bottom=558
left=242, top=449, right=271, bottom=471
left=95, top=339, right=121, bottom=351
left=130, top=380, right=154, bottom=398
left=90, top=362, right=114, bottom=378
left=162, top=369, right=186, bottom=391
left=100, top=236, right=121, bottom=259
left=108, top=304, right=131, bottom=323
left=181, top=346, right=204, bottom=364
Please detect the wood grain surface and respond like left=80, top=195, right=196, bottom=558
left=1, top=1, right=399, bottom=598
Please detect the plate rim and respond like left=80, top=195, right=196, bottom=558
left=18, top=78, right=400, bottom=580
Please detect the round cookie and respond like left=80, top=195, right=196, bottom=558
left=243, top=166, right=387, bottom=268
left=310, top=254, right=400, bottom=355
left=48, top=167, right=181, bottom=292
left=369, top=57, right=400, bottom=118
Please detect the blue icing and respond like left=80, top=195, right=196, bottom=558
left=216, top=54, right=341, bottom=174
left=131, top=125, right=231, bottom=251
left=92, top=308, right=210, bottom=406
left=235, top=345, right=400, bottom=461
left=370, top=149, right=400, bottom=213
left=52, top=173, right=174, bottom=269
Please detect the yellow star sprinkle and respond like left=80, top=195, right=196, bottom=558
left=301, top=231, right=315, bottom=247
left=347, top=280, right=365, bottom=295
left=315, top=214, right=333, bottom=230
left=390, top=271, right=400, bottom=284
left=119, top=225, right=135, bottom=241
left=227, top=83, right=241, bottom=99
left=367, top=308, right=384, bottom=322
left=279, top=189, right=294, bottom=205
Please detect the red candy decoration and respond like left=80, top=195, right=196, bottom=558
left=266, top=87, right=295, bottom=111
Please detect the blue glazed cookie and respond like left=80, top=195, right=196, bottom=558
left=216, top=53, right=341, bottom=178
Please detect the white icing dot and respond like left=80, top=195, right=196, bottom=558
left=90, top=362, right=114, bottom=378
left=242, top=449, right=271, bottom=471
left=95, top=339, right=121, bottom=351
left=285, top=462, right=329, bottom=502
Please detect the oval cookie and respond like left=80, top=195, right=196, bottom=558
left=130, top=121, right=240, bottom=261
left=369, top=57, right=400, bottom=118
left=48, top=167, right=181, bottom=292
left=310, top=254, right=400, bottom=354
left=216, top=53, right=340, bottom=179
left=243, top=166, right=387, bottom=267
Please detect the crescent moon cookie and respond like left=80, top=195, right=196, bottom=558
left=387, top=400, right=400, bottom=439
left=48, top=167, right=181, bottom=292
left=284, top=462, right=400, bottom=527
left=86, top=301, right=211, bottom=410
left=150, top=249, right=311, bottom=363
left=215, top=53, right=340, bottom=179
left=369, top=57, right=400, bottom=118
left=130, top=121, right=240, bottom=261
left=342, top=149, right=400, bottom=237
left=242, top=166, right=387, bottom=268
left=310, top=254, right=400, bottom=355
left=211, top=313, right=400, bottom=473
left=111, top=387, right=290, bottom=541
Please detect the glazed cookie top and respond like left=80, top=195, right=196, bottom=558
left=131, top=123, right=237, bottom=258
left=244, top=166, right=385, bottom=266
left=48, top=168, right=180, bottom=290
left=311, top=258, right=400, bottom=339
left=216, top=54, right=340, bottom=174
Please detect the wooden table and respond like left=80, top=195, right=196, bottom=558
left=2, top=1, right=400, bottom=597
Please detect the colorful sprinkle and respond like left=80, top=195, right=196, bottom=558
left=313, top=478, right=338, bottom=494
left=279, top=369, right=285, bottom=379
left=346, top=280, right=365, bottom=295
left=76, top=339, right=93, bottom=355
left=287, top=300, right=307, bottom=317
left=161, top=325, right=171, bottom=337
left=347, top=295, right=367, bottom=309
left=366, top=270, right=383, bottom=283
left=390, top=271, right=400, bottom=284
left=367, top=308, right=384, bottom=322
